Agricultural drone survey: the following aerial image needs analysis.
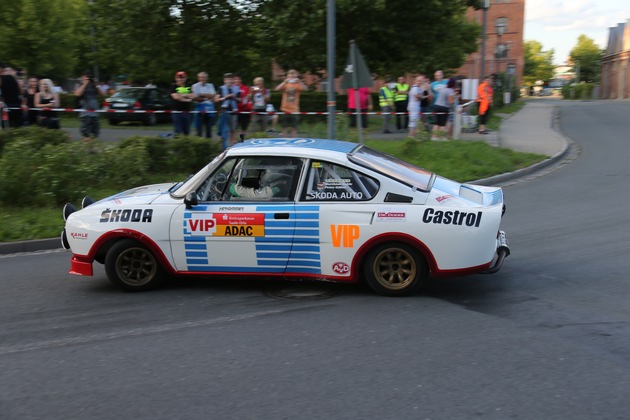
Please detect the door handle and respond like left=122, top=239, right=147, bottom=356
left=274, top=213, right=290, bottom=219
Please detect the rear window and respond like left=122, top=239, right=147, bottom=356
left=115, top=89, right=144, bottom=99
left=349, top=145, right=435, bottom=192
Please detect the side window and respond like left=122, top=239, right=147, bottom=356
left=207, top=156, right=303, bottom=202
left=301, top=160, right=379, bottom=201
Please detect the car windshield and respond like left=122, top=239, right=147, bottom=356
left=114, top=89, right=144, bottom=99
left=170, top=151, right=227, bottom=198
left=348, top=145, right=435, bottom=192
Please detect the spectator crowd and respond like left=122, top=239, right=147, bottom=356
left=1, top=62, right=490, bottom=146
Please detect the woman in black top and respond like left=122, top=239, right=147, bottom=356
left=22, top=77, right=39, bottom=126
left=34, top=78, right=60, bottom=129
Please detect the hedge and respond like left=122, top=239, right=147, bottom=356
left=0, top=127, right=223, bottom=206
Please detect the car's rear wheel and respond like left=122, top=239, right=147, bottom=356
left=105, top=239, right=165, bottom=291
left=364, top=242, right=427, bottom=296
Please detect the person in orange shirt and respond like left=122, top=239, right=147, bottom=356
left=275, top=69, right=307, bottom=137
left=477, top=76, right=493, bottom=134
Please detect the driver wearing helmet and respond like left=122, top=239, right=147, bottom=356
left=229, top=168, right=290, bottom=199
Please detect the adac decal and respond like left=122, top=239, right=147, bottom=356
left=330, top=224, right=360, bottom=248
left=187, top=213, right=265, bottom=237
left=422, top=208, right=482, bottom=227
left=100, top=208, right=153, bottom=223
left=332, top=262, right=350, bottom=274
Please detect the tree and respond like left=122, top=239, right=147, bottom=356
left=250, top=0, right=482, bottom=79
left=522, top=40, right=554, bottom=86
left=569, top=34, right=603, bottom=83
left=0, top=0, right=85, bottom=81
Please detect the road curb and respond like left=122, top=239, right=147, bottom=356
left=0, top=237, right=62, bottom=255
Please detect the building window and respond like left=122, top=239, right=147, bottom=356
left=495, top=17, right=508, bottom=34
left=495, top=44, right=509, bottom=59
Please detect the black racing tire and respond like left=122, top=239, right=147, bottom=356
left=105, top=239, right=165, bottom=291
left=364, top=242, right=427, bottom=296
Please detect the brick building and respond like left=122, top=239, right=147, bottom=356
left=455, top=0, right=525, bottom=87
left=600, top=19, right=630, bottom=99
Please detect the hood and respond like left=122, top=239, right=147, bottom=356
left=96, top=183, right=177, bottom=206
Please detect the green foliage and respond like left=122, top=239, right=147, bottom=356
left=3, top=0, right=484, bottom=86
left=0, top=207, right=62, bottom=242
left=561, top=82, right=595, bottom=100
left=569, top=35, right=603, bottom=83
left=0, top=130, right=223, bottom=207
left=0, top=0, right=85, bottom=80
left=254, top=0, right=480, bottom=77
left=523, top=40, right=555, bottom=86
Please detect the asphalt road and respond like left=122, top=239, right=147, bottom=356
left=3, top=99, right=630, bottom=419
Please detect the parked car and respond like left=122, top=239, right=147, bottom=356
left=103, top=87, right=173, bottom=126
left=61, top=138, right=510, bottom=296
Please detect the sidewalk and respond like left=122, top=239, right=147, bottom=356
left=368, top=98, right=567, bottom=158
left=1, top=99, right=569, bottom=255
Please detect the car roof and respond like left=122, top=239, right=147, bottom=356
left=229, top=138, right=360, bottom=160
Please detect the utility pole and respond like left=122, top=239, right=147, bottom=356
left=480, top=0, right=490, bottom=80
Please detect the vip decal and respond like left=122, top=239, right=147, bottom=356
left=187, top=213, right=265, bottom=237
left=100, top=208, right=153, bottom=223
left=330, top=224, right=360, bottom=248
left=422, top=208, right=482, bottom=227
left=376, top=208, right=406, bottom=222
left=332, top=262, right=350, bottom=274
left=187, top=219, right=216, bottom=233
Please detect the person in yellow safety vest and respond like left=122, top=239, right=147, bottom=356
left=379, top=79, right=395, bottom=134
left=394, top=76, right=409, bottom=131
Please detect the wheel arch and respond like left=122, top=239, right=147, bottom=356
left=351, top=232, right=438, bottom=280
left=85, top=229, right=176, bottom=275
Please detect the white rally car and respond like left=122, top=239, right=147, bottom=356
left=62, top=138, right=509, bottom=296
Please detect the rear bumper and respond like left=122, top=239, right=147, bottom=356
left=70, top=255, right=93, bottom=276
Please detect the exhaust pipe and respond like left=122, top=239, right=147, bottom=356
left=483, top=231, right=510, bottom=274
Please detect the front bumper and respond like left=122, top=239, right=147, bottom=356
left=70, top=255, right=93, bottom=276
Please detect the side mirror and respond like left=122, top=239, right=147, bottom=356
left=184, top=192, right=198, bottom=209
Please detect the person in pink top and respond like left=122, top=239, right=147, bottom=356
left=347, top=87, right=373, bottom=129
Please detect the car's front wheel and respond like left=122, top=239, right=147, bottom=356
left=364, top=242, right=427, bottom=296
left=105, top=239, right=165, bottom=291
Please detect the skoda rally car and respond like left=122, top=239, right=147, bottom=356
left=62, top=138, right=509, bottom=296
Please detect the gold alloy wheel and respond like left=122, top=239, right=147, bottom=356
left=371, top=246, right=417, bottom=291
left=115, top=247, right=158, bottom=287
